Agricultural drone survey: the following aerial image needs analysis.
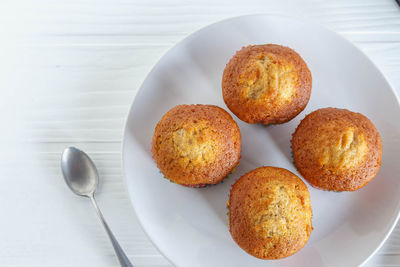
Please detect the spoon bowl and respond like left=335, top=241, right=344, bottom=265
left=61, top=147, right=98, bottom=197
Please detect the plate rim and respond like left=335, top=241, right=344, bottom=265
left=121, top=14, right=400, bottom=267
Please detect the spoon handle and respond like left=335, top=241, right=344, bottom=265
left=89, top=195, right=134, bottom=267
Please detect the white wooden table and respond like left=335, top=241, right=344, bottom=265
left=3, top=0, right=400, bottom=266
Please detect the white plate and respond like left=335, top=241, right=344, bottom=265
left=122, top=15, right=400, bottom=267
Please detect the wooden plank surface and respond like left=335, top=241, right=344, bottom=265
left=2, top=0, right=400, bottom=266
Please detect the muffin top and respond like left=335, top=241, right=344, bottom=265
left=222, top=44, right=312, bottom=124
left=228, top=167, right=312, bottom=260
left=152, top=104, right=241, bottom=186
left=291, top=108, right=382, bottom=191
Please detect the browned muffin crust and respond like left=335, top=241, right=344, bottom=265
left=222, top=44, right=312, bottom=124
left=152, top=104, right=241, bottom=186
left=291, top=108, right=382, bottom=191
left=228, top=167, right=312, bottom=260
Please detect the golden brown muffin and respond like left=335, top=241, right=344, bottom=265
left=222, top=44, right=312, bottom=124
left=291, top=108, right=382, bottom=191
left=152, top=104, right=241, bottom=187
left=228, top=167, right=312, bottom=260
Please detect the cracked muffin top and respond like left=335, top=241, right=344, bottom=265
left=222, top=44, right=312, bottom=125
left=152, top=104, right=241, bottom=186
left=291, top=107, right=382, bottom=191
left=228, top=166, right=312, bottom=259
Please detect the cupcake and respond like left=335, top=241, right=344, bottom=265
left=228, top=166, right=312, bottom=260
left=222, top=44, right=312, bottom=125
left=291, top=108, right=382, bottom=191
left=152, top=104, right=241, bottom=187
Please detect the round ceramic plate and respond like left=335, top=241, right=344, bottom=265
left=122, top=15, right=400, bottom=267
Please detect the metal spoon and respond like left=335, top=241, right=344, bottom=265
left=61, top=147, right=133, bottom=267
